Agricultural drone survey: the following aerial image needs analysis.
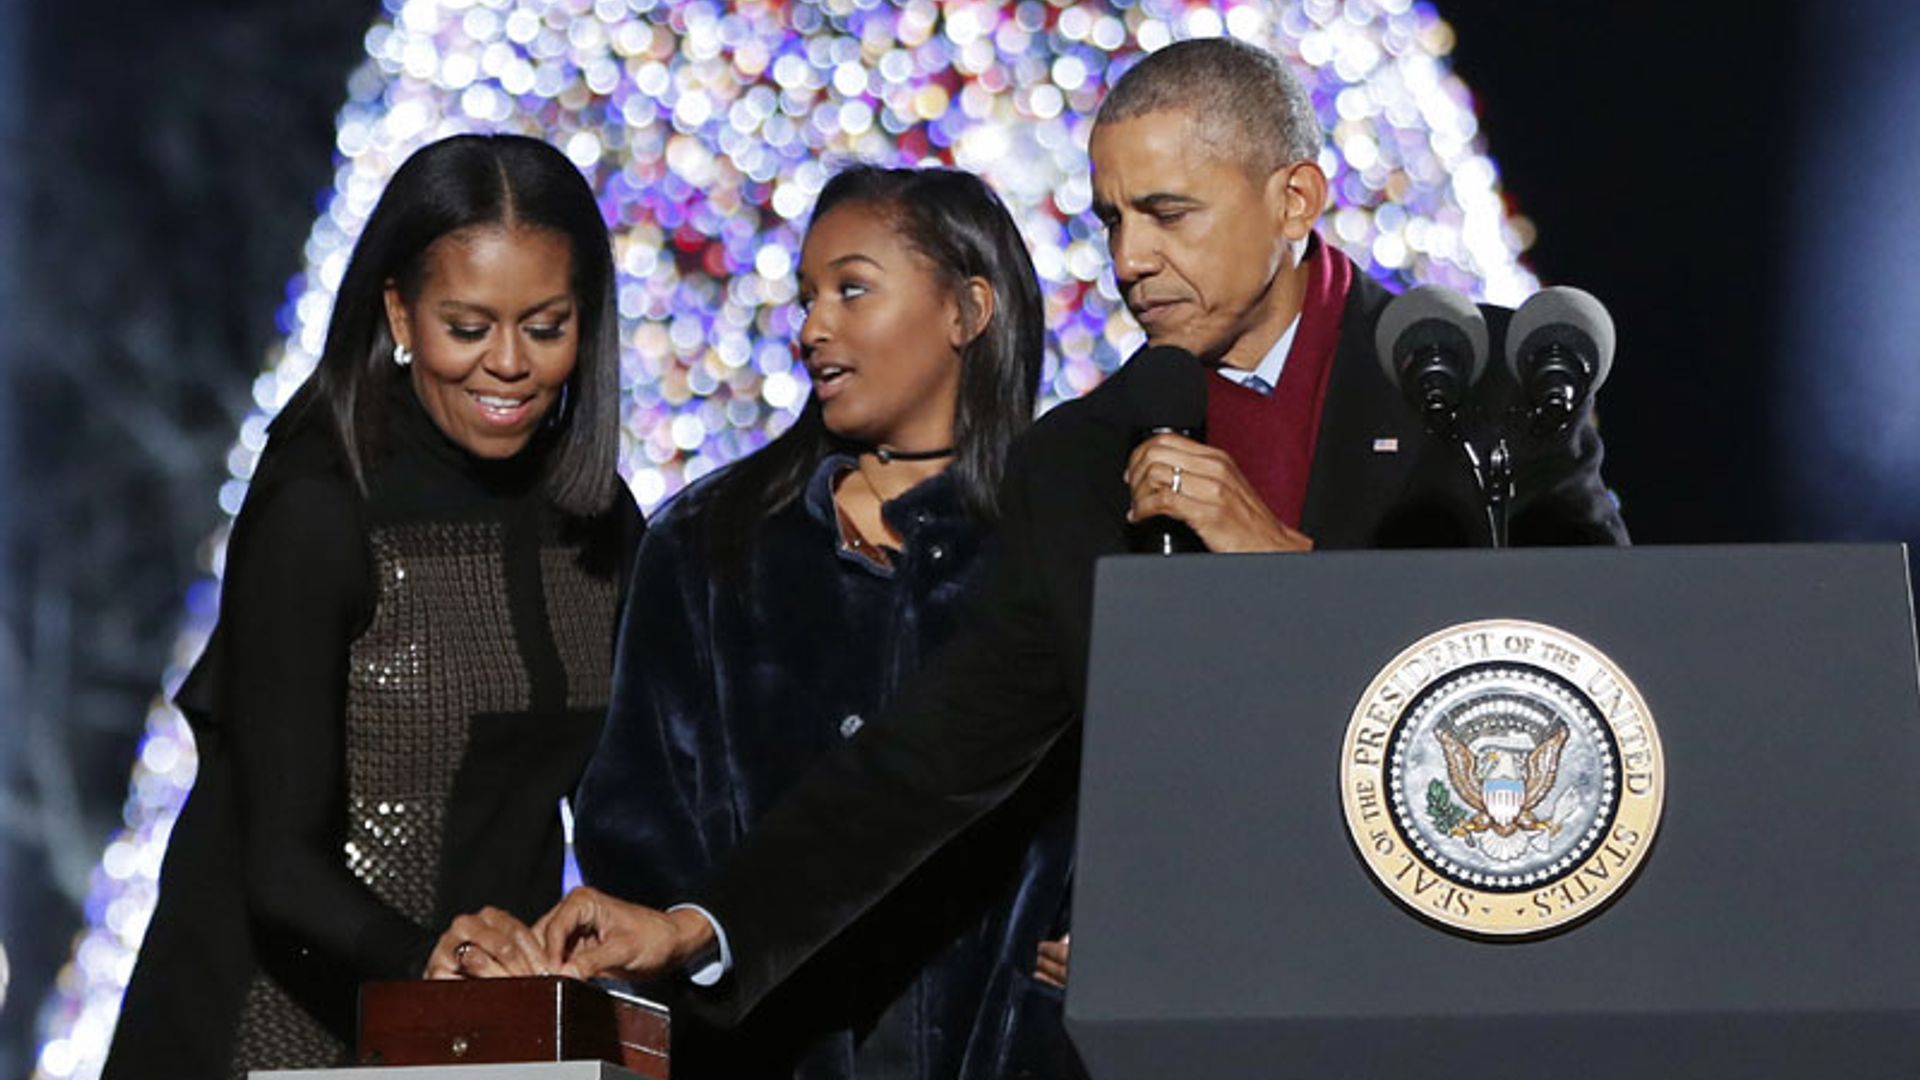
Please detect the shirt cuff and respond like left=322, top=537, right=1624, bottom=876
left=666, top=903, right=731, bottom=986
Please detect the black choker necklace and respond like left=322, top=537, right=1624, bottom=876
left=873, top=445, right=955, bottom=464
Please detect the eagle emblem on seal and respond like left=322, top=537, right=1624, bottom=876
left=1341, top=622, right=1664, bottom=935
left=1436, top=712, right=1568, bottom=838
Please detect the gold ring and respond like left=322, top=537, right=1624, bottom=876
left=1170, top=465, right=1184, bottom=495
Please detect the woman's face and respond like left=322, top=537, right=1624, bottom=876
left=384, top=224, right=578, bottom=459
left=796, top=203, right=981, bottom=453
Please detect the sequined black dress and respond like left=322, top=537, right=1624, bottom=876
left=104, top=384, right=639, bottom=1080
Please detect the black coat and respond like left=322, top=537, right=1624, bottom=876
left=685, top=266, right=1629, bottom=1022
left=106, top=392, right=638, bottom=1079
left=574, top=456, right=1080, bottom=1080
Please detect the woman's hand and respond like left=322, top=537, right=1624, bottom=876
left=424, top=906, right=551, bottom=979
left=533, top=886, right=716, bottom=981
left=1035, top=934, right=1070, bottom=989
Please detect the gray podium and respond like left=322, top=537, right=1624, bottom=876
left=254, top=1064, right=644, bottom=1079
left=1066, top=544, right=1920, bottom=1080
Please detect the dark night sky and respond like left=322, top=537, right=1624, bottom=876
left=1443, top=2, right=1800, bottom=545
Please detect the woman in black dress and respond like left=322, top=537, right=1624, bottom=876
left=104, top=133, right=638, bottom=1079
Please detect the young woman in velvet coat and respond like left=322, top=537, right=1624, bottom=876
left=570, top=166, right=1080, bottom=1080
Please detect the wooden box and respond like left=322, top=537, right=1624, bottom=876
left=357, top=977, right=668, bottom=1078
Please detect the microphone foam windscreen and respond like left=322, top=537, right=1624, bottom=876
left=1505, top=286, right=1616, bottom=390
left=1372, top=284, right=1490, bottom=387
left=1123, top=345, right=1208, bottom=433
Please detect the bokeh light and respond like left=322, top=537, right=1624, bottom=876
left=36, top=1, right=1536, bottom=1074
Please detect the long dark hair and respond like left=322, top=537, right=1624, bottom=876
left=704, top=165, right=1044, bottom=568
left=281, top=133, right=621, bottom=515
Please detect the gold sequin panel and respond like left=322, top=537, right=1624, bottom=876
left=342, top=522, right=528, bottom=922
left=540, top=546, right=619, bottom=712
left=230, top=972, right=349, bottom=1075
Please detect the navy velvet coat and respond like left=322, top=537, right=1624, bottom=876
left=574, top=455, right=1080, bottom=1080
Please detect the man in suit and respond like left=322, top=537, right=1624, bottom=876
left=528, top=36, right=1627, bottom=1023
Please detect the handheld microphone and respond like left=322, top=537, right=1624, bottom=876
left=1122, top=345, right=1207, bottom=555
left=1373, top=285, right=1490, bottom=438
left=1504, top=286, right=1615, bottom=435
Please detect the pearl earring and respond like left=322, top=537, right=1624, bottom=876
left=393, top=344, right=413, bottom=367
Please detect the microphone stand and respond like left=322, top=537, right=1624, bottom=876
left=1437, top=422, right=1511, bottom=550
left=1406, top=344, right=1510, bottom=548
left=1481, top=439, right=1512, bottom=549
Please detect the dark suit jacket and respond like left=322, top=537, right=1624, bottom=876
left=687, top=268, right=1628, bottom=1022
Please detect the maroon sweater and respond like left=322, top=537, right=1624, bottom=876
left=1205, top=236, right=1355, bottom=528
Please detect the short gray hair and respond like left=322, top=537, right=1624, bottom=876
left=1095, top=37, right=1322, bottom=177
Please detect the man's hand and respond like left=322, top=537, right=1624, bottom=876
left=533, top=887, right=716, bottom=981
left=424, top=906, right=550, bottom=979
left=1125, top=433, right=1314, bottom=553
left=1035, top=934, right=1070, bottom=989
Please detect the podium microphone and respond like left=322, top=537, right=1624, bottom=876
left=1376, top=285, right=1513, bottom=546
left=1505, top=286, right=1616, bottom=435
left=1123, top=345, right=1207, bottom=555
left=1373, top=284, right=1490, bottom=439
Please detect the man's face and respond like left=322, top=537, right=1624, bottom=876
left=1090, top=109, right=1306, bottom=371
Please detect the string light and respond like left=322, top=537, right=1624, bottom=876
left=35, top=2, right=1534, bottom=1075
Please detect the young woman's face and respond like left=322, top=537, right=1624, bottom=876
left=384, top=224, right=578, bottom=459
left=796, top=203, right=972, bottom=453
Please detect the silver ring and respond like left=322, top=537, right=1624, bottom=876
left=1170, top=465, right=1184, bottom=495
left=454, top=941, right=473, bottom=961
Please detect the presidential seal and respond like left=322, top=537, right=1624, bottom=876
left=1339, top=620, right=1663, bottom=936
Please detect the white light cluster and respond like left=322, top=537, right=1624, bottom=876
left=36, top=2, right=1535, bottom=1075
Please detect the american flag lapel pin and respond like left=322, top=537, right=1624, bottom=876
left=1372, top=437, right=1400, bottom=454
